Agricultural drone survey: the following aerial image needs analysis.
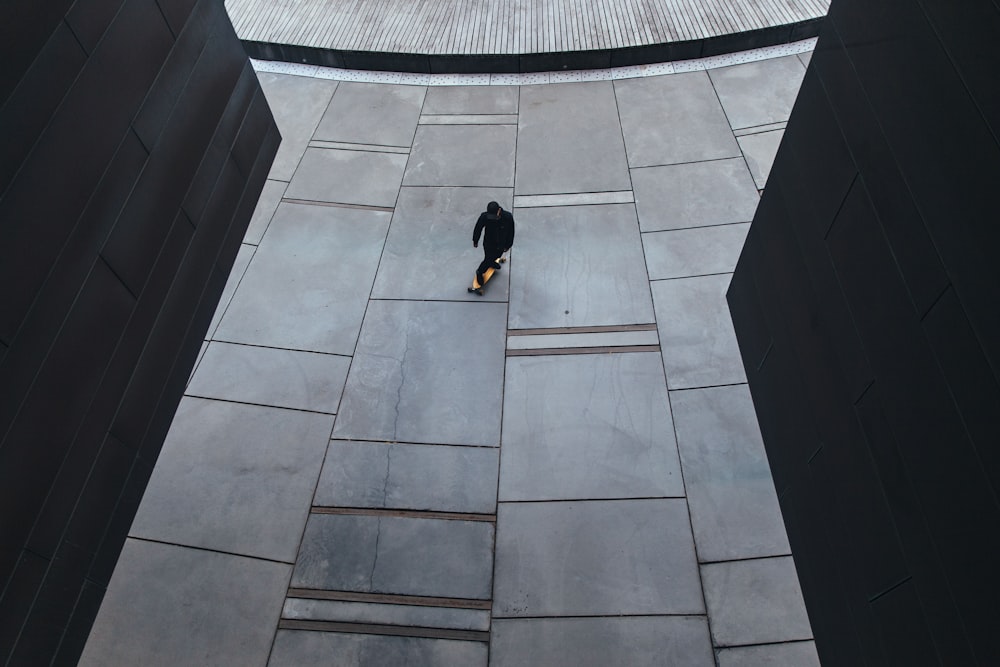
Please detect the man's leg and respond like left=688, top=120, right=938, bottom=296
left=485, top=246, right=503, bottom=270
left=476, top=257, right=494, bottom=288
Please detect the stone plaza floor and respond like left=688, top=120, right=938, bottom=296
left=82, top=42, right=821, bottom=666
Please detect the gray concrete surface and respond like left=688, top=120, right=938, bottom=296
left=84, top=45, right=820, bottom=666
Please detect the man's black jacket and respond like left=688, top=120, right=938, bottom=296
left=473, top=209, right=515, bottom=250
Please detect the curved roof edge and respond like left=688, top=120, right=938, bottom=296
left=241, top=18, right=823, bottom=75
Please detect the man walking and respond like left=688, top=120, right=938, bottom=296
left=471, top=201, right=515, bottom=293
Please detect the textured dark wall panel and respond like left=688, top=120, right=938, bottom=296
left=0, top=0, right=278, bottom=662
left=729, top=0, right=1000, bottom=664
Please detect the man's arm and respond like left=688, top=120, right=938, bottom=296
left=473, top=213, right=486, bottom=247
left=503, top=210, right=515, bottom=248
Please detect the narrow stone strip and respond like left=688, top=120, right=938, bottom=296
left=507, top=329, right=659, bottom=350
left=278, top=619, right=490, bottom=642
left=513, top=191, right=634, bottom=208
left=311, top=506, right=496, bottom=523
left=419, top=114, right=518, bottom=125
left=508, top=323, right=657, bottom=335
left=308, top=140, right=410, bottom=153
left=280, top=198, right=395, bottom=213
left=287, top=588, right=493, bottom=610
left=507, top=344, right=661, bottom=357
left=282, top=598, right=492, bottom=630
left=733, top=121, right=787, bottom=137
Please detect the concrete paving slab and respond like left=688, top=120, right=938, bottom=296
left=189, top=340, right=209, bottom=384
left=187, top=342, right=351, bottom=414
left=508, top=203, right=654, bottom=329
left=314, top=82, right=426, bottom=147
left=670, top=384, right=790, bottom=562
left=292, top=513, right=494, bottom=599
left=422, top=85, right=519, bottom=114
left=258, top=73, right=338, bottom=182
left=652, top=274, right=747, bottom=389
left=81, top=540, right=290, bottom=667
left=215, top=202, right=390, bottom=356
left=500, top=352, right=683, bottom=501
left=615, top=72, right=741, bottom=167
left=701, top=556, right=812, bottom=647
left=402, top=124, right=516, bottom=187
left=371, top=186, right=513, bottom=301
left=491, top=617, right=715, bottom=667
left=799, top=51, right=813, bottom=69
left=493, top=499, right=704, bottom=616
left=244, top=179, right=286, bottom=244
left=268, top=630, right=487, bottom=667
left=283, top=598, right=490, bottom=631
left=284, top=147, right=407, bottom=207
left=708, top=55, right=806, bottom=130
left=632, top=159, right=759, bottom=232
left=315, top=440, right=499, bottom=514
left=130, top=397, right=333, bottom=561
left=738, top=129, right=783, bottom=190
left=717, top=640, right=821, bottom=667
left=642, top=223, right=749, bottom=280
left=207, top=243, right=255, bottom=338
left=515, top=82, right=631, bottom=195
left=332, top=300, right=506, bottom=446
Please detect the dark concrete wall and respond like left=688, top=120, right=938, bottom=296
left=0, top=0, right=279, bottom=663
left=728, top=0, right=1000, bottom=664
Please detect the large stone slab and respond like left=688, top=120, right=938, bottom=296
left=491, top=617, right=714, bottom=667
left=632, top=158, right=759, bottom=232
left=268, top=630, right=487, bottom=667
left=187, top=342, right=351, bottom=414
left=314, top=82, right=425, bottom=147
left=244, top=179, right=285, bottom=245
left=206, top=243, right=255, bottom=338
left=422, top=85, right=518, bottom=114
left=738, top=129, right=784, bottom=190
left=332, top=300, right=506, bottom=446
left=642, top=223, right=749, bottom=280
left=291, top=513, right=494, bottom=599
left=508, top=203, right=654, bottom=329
left=316, top=440, right=499, bottom=514
left=402, top=124, right=515, bottom=187
left=493, top=499, right=704, bottom=616
left=371, top=187, right=513, bottom=301
left=701, top=556, right=813, bottom=646
left=129, top=397, right=333, bottom=562
left=615, top=72, right=741, bottom=167
left=670, top=384, right=790, bottom=562
left=652, top=274, right=747, bottom=389
left=81, top=540, right=290, bottom=667
left=285, top=147, right=408, bottom=207
left=515, top=81, right=631, bottom=195
left=708, top=55, right=806, bottom=130
left=500, top=352, right=683, bottom=501
left=215, top=202, right=389, bottom=356
left=257, top=73, right=338, bottom=181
